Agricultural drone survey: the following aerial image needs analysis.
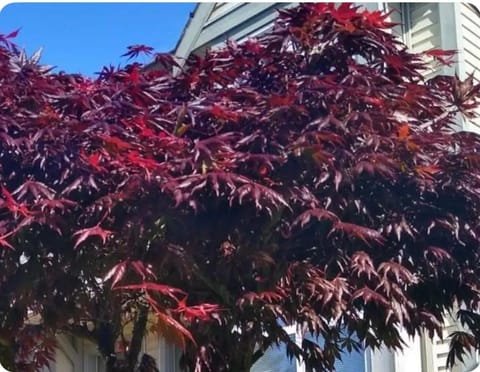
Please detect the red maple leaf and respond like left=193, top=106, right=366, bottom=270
left=103, top=261, right=127, bottom=288
left=126, top=66, right=141, bottom=85
left=1, top=186, right=30, bottom=216
left=397, top=124, right=410, bottom=139
left=128, top=115, right=156, bottom=137
left=5, top=29, right=20, bottom=39
left=125, top=151, right=159, bottom=171
left=424, top=49, right=457, bottom=66
left=331, top=3, right=360, bottom=24
left=268, top=94, right=294, bottom=107
left=73, top=225, right=113, bottom=249
left=0, top=232, right=14, bottom=249
left=415, top=165, right=441, bottom=180
left=363, top=96, right=383, bottom=107
left=118, top=282, right=186, bottom=300
left=210, top=105, right=239, bottom=121
left=362, top=9, right=398, bottom=29
left=384, top=54, right=405, bottom=73
left=175, top=297, right=220, bottom=322
left=100, top=135, right=133, bottom=153
left=258, top=165, right=269, bottom=177
left=81, top=150, right=105, bottom=172
left=122, top=44, right=154, bottom=60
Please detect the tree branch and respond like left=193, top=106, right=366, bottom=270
left=127, top=306, right=149, bottom=370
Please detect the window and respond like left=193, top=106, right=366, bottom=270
left=250, top=326, right=368, bottom=372
left=251, top=331, right=298, bottom=372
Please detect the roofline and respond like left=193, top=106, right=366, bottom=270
left=172, top=3, right=199, bottom=54
left=143, top=2, right=213, bottom=73
left=174, top=3, right=215, bottom=64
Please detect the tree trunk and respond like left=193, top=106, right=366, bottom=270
left=231, top=349, right=255, bottom=372
left=105, top=356, right=118, bottom=372
left=97, top=321, right=119, bottom=372
left=127, top=306, right=149, bottom=370
left=100, top=307, right=150, bottom=372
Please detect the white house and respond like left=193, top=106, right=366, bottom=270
left=19, top=3, right=480, bottom=372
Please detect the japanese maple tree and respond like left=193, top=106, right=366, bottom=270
left=2, top=3, right=480, bottom=372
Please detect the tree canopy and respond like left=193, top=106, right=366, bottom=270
left=1, top=3, right=480, bottom=372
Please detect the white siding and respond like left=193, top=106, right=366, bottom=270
left=54, top=348, right=74, bottom=372
left=191, top=3, right=295, bottom=52
left=460, top=3, right=480, bottom=82
left=431, top=315, right=457, bottom=372
left=367, top=346, right=395, bottom=372
left=460, top=3, right=480, bottom=132
left=205, top=3, right=244, bottom=26
left=393, top=332, right=423, bottom=372
left=143, top=332, right=161, bottom=364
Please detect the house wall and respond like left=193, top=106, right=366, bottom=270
left=53, top=347, right=74, bottom=372
left=458, top=3, right=480, bottom=132
left=42, top=333, right=179, bottom=372
left=180, top=3, right=294, bottom=57
left=394, top=332, right=423, bottom=372
left=460, top=3, right=480, bottom=81
left=41, top=335, right=104, bottom=372
left=197, top=3, right=289, bottom=48
left=367, top=345, right=395, bottom=372
left=147, top=334, right=183, bottom=372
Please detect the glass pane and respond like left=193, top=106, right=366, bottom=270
left=251, top=334, right=297, bottom=372
left=304, top=333, right=366, bottom=372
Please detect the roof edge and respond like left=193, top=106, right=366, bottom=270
left=174, top=3, right=215, bottom=64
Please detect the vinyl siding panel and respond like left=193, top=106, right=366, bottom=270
left=464, top=45, right=480, bottom=78
left=143, top=333, right=182, bottom=371
left=196, top=3, right=280, bottom=49
left=143, top=333, right=161, bottom=367
left=461, top=4, right=480, bottom=78
left=194, top=3, right=298, bottom=52
left=205, top=2, right=244, bottom=26
left=159, top=337, right=183, bottom=372
left=206, top=6, right=283, bottom=49
left=428, top=311, right=478, bottom=372
left=367, top=346, right=395, bottom=371
left=431, top=320, right=455, bottom=372
left=460, top=3, right=480, bottom=132
left=54, top=348, right=74, bottom=372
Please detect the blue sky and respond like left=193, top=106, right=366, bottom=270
left=0, top=2, right=195, bottom=76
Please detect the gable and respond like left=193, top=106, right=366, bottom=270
left=175, top=2, right=295, bottom=60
